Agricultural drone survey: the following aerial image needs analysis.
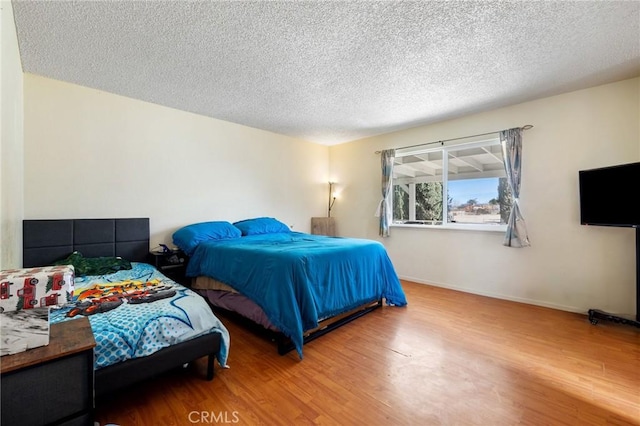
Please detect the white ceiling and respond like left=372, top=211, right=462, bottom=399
left=12, top=1, right=640, bottom=145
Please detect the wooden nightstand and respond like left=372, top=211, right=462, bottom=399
left=149, top=250, right=189, bottom=286
left=1, top=316, right=96, bottom=426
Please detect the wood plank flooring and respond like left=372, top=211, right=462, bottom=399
left=95, top=281, right=640, bottom=425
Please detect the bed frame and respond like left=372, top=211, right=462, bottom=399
left=22, top=218, right=221, bottom=399
left=280, top=299, right=382, bottom=354
left=213, top=298, right=383, bottom=355
left=193, top=276, right=383, bottom=356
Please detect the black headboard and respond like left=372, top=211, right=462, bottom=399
left=23, top=218, right=150, bottom=268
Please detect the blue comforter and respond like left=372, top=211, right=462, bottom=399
left=187, top=232, right=407, bottom=357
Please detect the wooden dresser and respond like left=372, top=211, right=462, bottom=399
left=1, top=316, right=96, bottom=426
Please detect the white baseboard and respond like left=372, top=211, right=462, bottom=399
left=398, top=275, right=588, bottom=315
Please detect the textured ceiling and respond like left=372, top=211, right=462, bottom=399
left=12, top=1, right=640, bottom=145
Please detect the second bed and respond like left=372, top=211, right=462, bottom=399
left=174, top=218, right=407, bottom=357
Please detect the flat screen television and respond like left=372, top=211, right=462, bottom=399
left=579, top=161, right=640, bottom=228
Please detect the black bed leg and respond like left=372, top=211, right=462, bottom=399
left=206, top=354, right=215, bottom=380
left=276, top=335, right=294, bottom=355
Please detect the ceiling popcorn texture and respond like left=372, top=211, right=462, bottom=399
left=12, top=1, right=640, bottom=145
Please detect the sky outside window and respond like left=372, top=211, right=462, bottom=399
left=448, top=178, right=499, bottom=206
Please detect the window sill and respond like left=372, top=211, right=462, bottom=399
left=391, top=223, right=507, bottom=233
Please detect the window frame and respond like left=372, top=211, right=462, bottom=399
left=391, top=137, right=508, bottom=233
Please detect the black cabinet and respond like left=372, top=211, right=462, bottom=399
left=1, top=317, right=95, bottom=426
left=150, top=250, right=189, bottom=286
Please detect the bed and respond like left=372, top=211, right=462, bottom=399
left=173, top=217, right=407, bottom=357
left=22, top=218, right=230, bottom=399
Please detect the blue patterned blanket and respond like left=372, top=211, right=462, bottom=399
left=50, top=262, right=229, bottom=369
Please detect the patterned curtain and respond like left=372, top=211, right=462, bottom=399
left=378, top=149, right=396, bottom=237
left=500, top=128, right=530, bottom=247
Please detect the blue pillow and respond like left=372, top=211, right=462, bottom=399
left=172, top=221, right=241, bottom=255
left=233, top=217, right=291, bottom=236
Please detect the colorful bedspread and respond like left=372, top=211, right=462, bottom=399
left=50, top=262, right=229, bottom=369
left=186, top=232, right=407, bottom=358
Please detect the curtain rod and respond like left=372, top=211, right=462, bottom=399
left=374, top=124, right=533, bottom=154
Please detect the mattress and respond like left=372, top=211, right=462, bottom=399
left=50, top=262, right=229, bottom=369
left=193, top=275, right=238, bottom=293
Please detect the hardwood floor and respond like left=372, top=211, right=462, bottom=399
left=94, top=281, right=640, bottom=425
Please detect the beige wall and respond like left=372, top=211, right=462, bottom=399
left=1, top=0, right=24, bottom=269
left=23, top=74, right=329, bottom=247
left=330, top=77, right=640, bottom=316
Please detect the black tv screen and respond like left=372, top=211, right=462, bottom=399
left=579, top=161, right=640, bottom=227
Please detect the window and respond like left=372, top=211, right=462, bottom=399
left=392, top=137, right=511, bottom=229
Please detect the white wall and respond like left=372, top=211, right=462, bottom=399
left=23, top=74, right=329, bottom=247
left=330, top=77, right=640, bottom=317
left=1, top=1, right=24, bottom=269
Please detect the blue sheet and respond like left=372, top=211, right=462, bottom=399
left=187, top=232, right=407, bottom=357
